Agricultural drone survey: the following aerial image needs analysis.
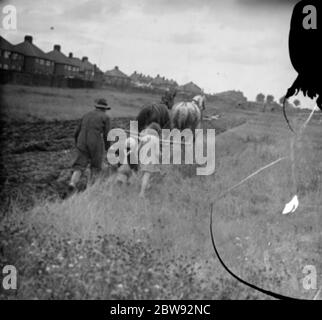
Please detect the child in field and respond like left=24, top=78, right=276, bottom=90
left=138, top=122, right=162, bottom=197
left=113, top=137, right=139, bottom=185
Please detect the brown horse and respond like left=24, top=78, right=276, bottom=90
left=136, top=91, right=176, bottom=132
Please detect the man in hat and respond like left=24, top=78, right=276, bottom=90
left=69, top=98, right=111, bottom=190
left=161, top=89, right=176, bottom=109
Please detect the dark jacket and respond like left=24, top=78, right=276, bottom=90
left=74, top=109, right=111, bottom=153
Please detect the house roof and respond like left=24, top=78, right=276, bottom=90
left=66, top=54, right=93, bottom=70
left=69, top=56, right=82, bottom=68
left=130, top=72, right=154, bottom=83
left=130, top=71, right=140, bottom=81
left=179, top=81, right=203, bottom=93
left=0, top=36, right=14, bottom=51
left=105, top=66, right=129, bottom=78
left=13, top=36, right=52, bottom=60
left=94, top=64, right=103, bottom=74
left=151, top=74, right=177, bottom=87
left=13, top=36, right=50, bottom=60
left=46, top=51, right=72, bottom=66
left=81, top=58, right=94, bottom=71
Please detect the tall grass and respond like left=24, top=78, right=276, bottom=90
left=1, top=85, right=321, bottom=299
left=2, top=114, right=321, bottom=299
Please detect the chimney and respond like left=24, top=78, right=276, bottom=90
left=82, top=56, right=88, bottom=62
left=25, top=35, right=33, bottom=43
left=69, top=52, right=73, bottom=58
left=54, top=45, right=61, bottom=52
left=115, top=66, right=119, bottom=70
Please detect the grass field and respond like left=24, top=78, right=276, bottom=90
left=0, top=85, right=158, bottom=121
left=0, top=84, right=321, bottom=299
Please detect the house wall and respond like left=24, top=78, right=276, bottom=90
left=24, top=56, right=54, bottom=75
left=83, top=69, right=94, bottom=80
left=54, top=63, right=65, bottom=76
left=70, top=66, right=80, bottom=78
left=104, top=76, right=131, bottom=87
left=0, top=49, right=24, bottom=71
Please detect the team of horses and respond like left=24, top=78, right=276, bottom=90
left=136, top=92, right=206, bottom=133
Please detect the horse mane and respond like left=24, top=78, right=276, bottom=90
left=192, top=95, right=206, bottom=109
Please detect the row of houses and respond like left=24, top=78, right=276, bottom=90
left=129, top=71, right=178, bottom=91
left=0, top=35, right=104, bottom=83
left=0, top=34, right=204, bottom=94
left=105, top=67, right=203, bottom=95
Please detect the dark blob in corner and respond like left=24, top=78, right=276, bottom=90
left=287, top=0, right=322, bottom=108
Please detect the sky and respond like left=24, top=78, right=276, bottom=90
left=2, top=0, right=315, bottom=104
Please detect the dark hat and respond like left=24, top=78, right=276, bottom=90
left=94, top=98, right=110, bottom=110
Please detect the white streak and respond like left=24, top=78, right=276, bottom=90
left=282, top=195, right=299, bottom=215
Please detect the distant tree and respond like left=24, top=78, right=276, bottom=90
left=266, top=94, right=275, bottom=104
left=293, top=99, right=301, bottom=107
left=256, top=93, right=265, bottom=104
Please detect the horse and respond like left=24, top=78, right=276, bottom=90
left=136, top=91, right=176, bottom=132
left=136, top=103, right=171, bottom=132
left=170, top=95, right=206, bottom=131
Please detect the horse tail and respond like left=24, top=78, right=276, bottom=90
left=172, top=102, right=201, bottom=131
left=136, top=106, right=151, bottom=132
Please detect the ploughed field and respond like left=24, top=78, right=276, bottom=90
left=0, top=118, right=133, bottom=206
left=0, top=116, right=233, bottom=209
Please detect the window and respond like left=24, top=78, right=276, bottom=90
left=4, top=51, right=10, bottom=59
left=11, top=65, right=16, bottom=70
left=39, top=59, right=44, bottom=65
left=0, top=64, right=2, bottom=68
left=46, top=60, right=50, bottom=66
left=3, top=64, right=9, bottom=70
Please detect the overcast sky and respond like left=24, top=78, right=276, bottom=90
left=2, top=0, right=307, bottom=102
